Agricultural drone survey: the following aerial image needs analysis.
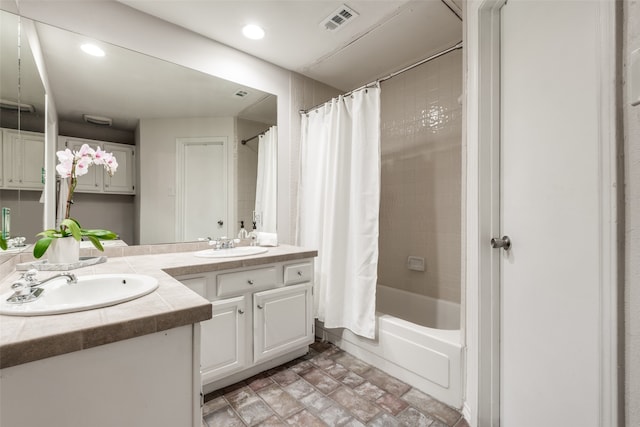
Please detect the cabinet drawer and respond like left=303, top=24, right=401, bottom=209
left=283, top=262, right=313, bottom=285
left=217, top=266, right=277, bottom=297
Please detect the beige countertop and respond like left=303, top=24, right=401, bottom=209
left=0, top=244, right=317, bottom=369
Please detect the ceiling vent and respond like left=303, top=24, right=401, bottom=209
left=234, top=90, right=249, bottom=98
left=0, top=99, right=35, bottom=113
left=320, top=4, right=359, bottom=32
left=83, top=114, right=112, bottom=127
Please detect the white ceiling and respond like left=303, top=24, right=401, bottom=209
left=1, top=1, right=461, bottom=133
left=118, top=0, right=463, bottom=92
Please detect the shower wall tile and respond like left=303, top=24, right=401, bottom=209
left=379, top=50, right=462, bottom=304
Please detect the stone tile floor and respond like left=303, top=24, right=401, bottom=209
left=202, top=340, right=469, bottom=427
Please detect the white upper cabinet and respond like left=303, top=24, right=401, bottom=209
left=1, top=129, right=45, bottom=190
left=103, top=142, right=135, bottom=194
left=59, top=136, right=136, bottom=195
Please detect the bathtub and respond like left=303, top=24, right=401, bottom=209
left=315, top=285, right=463, bottom=408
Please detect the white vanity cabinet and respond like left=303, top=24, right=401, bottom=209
left=1, top=129, right=45, bottom=190
left=253, top=283, right=314, bottom=364
left=176, top=258, right=314, bottom=392
left=58, top=136, right=136, bottom=194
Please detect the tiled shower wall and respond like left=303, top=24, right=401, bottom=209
left=378, top=50, right=462, bottom=304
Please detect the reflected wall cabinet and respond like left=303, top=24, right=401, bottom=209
left=1, top=128, right=45, bottom=190
left=58, top=136, right=135, bottom=195
left=177, top=258, right=315, bottom=394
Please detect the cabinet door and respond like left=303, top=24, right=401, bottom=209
left=201, top=296, right=247, bottom=384
left=60, top=137, right=103, bottom=192
left=2, top=129, right=44, bottom=190
left=103, top=143, right=135, bottom=194
left=253, top=283, right=314, bottom=364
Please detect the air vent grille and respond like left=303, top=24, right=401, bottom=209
left=320, top=5, right=359, bottom=32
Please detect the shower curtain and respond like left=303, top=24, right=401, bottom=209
left=297, top=86, right=381, bottom=339
left=255, top=126, right=277, bottom=233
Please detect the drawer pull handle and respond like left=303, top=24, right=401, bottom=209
left=257, top=304, right=263, bottom=309
left=297, top=271, right=303, bottom=276
left=247, top=280, right=254, bottom=285
left=238, top=309, right=244, bottom=314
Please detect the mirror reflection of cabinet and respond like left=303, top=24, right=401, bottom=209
left=1, top=129, right=45, bottom=190
left=58, top=136, right=135, bottom=195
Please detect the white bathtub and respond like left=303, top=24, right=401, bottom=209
left=316, top=285, right=463, bottom=408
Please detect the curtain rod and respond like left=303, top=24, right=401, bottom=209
left=299, top=41, right=463, bottom=115
left=241, top=128, right=270, bottom=145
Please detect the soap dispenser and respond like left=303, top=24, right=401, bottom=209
left=238, top=221, right=248, bottom=239
left=248, top=221, right=258, bottom=246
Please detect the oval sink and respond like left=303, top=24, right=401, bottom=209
left=0, top=274, right=158, bottom=316
left=194, top=246, right=268, bottom=258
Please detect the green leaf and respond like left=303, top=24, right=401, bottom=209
left=86, top=235, right=105, bottom=252
left=60, top=218, right=82, bottom=240
left=82, top=229, right=117, bottom=240
left=33, top=237, right=53, bottom=259
left=0, top=236, right=6, bottom=251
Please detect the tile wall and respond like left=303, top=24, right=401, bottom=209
left=378, top=50, right=462, bottom=304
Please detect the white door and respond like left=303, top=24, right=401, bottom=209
left=253, top=283, right=313, bottom=364
left=499, top=1, right=611, bottom=426
left=176, top=137, right=227, bottom=241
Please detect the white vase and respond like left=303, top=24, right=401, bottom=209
left=48, top=237, right=80, bottom=264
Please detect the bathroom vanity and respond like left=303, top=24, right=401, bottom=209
left=0, top=243, right=316, bottom=427
left=175, top=255, right=315, bottom=393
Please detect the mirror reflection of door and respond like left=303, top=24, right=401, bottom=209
left=176, top=137, right=228, bottom=241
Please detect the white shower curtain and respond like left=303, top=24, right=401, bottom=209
left=297, top=86, right=381, bottom=339
left=255, top=126, right=277, bottom=233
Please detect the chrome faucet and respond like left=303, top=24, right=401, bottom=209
left=7, top=270, right=77, bottom=304
left=210, top=237, right=235, bottom=250
left=36, top=272, right=78, bottom=286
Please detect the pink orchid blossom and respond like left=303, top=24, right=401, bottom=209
left=102, top=153, right=118, bottom=176
left=56, top=144, right=118, bottom=219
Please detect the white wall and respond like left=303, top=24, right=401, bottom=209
left=624, top=0, right=640, bottom=425
left=137, top=117, right=234, bottom=244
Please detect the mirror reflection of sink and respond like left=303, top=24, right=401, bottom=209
left=0, top=274, right=158, bottom=316
left=194, top=246, right=268, bottom=258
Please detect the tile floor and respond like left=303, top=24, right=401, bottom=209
left=202, top=341, right=469, bottom=427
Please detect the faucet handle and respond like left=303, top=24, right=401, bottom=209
left=21, top=269, right=39, bottom=283
left=11, top=279, right=32, bottom=296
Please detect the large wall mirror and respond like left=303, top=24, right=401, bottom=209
left=1, top=10, right=277, bottom=250
left=0, top=10, right=46, bottom=262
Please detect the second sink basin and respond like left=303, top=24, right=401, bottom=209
left=0, top=273, right=159, bottom=316
left=194, top=246, right=268, bottom=258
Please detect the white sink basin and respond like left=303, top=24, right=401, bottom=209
left=194, top=246, right=268, bottom=258
left=0, top=274, right=158, bottom=316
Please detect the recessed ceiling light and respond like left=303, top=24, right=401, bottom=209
left=81, top=43, right=105, bottom=57
left=242, top=24, right=265, bottom=40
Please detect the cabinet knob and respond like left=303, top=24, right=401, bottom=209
left=257, top=304, right=263, bottom=309
left=238, top=309, right=244, bottom=314
left=95, top=183, right=99, bottom=187
left=297, top=271, right=303, bottom=276
left=247, top=280, right=254, bottom=285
